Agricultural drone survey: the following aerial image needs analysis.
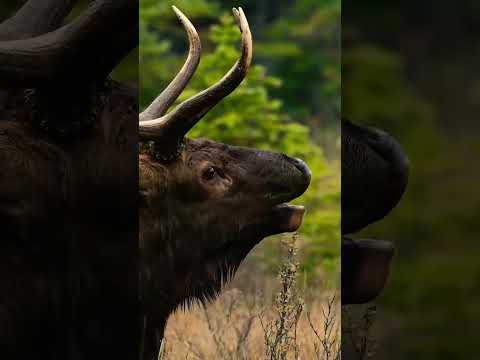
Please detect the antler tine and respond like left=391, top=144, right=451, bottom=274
left=140, top=6, right=201, bottom=122
left=0, top=0, right=138, bottom=87
left=139, top=7, right=253, bottom=143
left=0, top=0, right=78, bottom=41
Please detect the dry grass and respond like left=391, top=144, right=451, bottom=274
left=342, top=304, right=378, bottom=359
left=160, top=236, right=340, bottom=360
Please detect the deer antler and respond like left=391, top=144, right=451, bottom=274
left=0, top=0, right=78, bottom=40
left=140, top=6, right=201, bottom=122
left=0, top=0, right=138, bottom=87
left=139, top=7, right=253, bottom=148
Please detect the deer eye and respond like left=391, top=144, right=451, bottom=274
left=203, top=166, right=218, bottom=181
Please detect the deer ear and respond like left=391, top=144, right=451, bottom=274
left=341, top=237, right=394, bottom=304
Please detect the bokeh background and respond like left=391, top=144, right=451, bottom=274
left=343, top=0, right=480, bottom=359
left=140, top=0, right=341, bottom=281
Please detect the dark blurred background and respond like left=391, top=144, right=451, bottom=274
left=343, top=0, right=480, bottom=359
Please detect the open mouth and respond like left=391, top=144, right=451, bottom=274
left=273, top=203, right=306, bottom=232
left=210, top=158, right=311, bottom=256
left=212, top=203, right=306, bottom=258
left=342, top=237, right=395, bottom=304
left=266, top=161, right=310, bottom=234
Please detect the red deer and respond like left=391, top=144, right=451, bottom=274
left=0, top=1, right=138, bottom=359
left=341, top=117, right=409, bottom=304
left=139, top=7, right=311, bottom=358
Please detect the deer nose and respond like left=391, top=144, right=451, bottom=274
left=292, top=158, right=312, bottom=182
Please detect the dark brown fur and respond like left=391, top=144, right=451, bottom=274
left=0, top=1, right=138, bottom=358
left=0, top=82, right=139, bottom=359
left=139, top=138, right=310, bottom=358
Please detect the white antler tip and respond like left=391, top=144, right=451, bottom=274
left=172, top=5, right=184, bottom=19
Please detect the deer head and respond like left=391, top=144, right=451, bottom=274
left=341, top=118, right=409, bottom=304
left=139, top=7, right=311, bottom=356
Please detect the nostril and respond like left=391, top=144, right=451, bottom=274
left=293, top=158, right=312, bottom=181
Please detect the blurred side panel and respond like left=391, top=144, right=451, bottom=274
left=0, top=1, right=139, bottom=359
left=342, top=0, right=480, bottom=359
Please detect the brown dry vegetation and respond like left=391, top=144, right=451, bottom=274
left=160, top=236, right=340, bottom=360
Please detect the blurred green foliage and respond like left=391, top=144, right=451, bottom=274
left=255, top=0, right=340, bottom=126
left=140, top=0, right=340, bottom=279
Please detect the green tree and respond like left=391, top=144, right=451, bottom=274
left=256, top=0, right=341, bottom=125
